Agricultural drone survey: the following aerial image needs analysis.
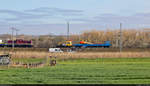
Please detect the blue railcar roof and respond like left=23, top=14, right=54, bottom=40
left=73, top=43, right=111, bottom=47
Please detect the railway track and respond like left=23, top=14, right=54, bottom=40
left=0, top=47, right=149, bottom=52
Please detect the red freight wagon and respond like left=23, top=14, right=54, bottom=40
left=6, top=39, right=33, bottom=47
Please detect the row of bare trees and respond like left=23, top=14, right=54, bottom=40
left=31, top=29, right=150, bottom=48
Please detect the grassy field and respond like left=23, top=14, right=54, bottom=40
left=0, top=58, right=150, bottom=84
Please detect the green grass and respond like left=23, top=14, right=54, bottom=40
left=1, top=58, right=150, bottom=84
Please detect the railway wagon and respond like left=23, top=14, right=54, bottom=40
left=57, top=41, right=112, bottom=48
left=73, top=41, right=111, bottom=48
left=0, top=39, right=33, bottom=48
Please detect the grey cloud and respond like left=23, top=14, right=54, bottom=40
left=90, top=13, right=150, bottom=25
left=0, top=9, right=46, bottom=21
left=134, top=13, right=150, bottom=17
left=26, top=7, right=83, bottom=13
left=0, top=9, right=28, bottom=16
left=26, top=7, right=83, bottom=16
left=1, top=8, right=150, bottom=35
left=0, top=7, right=84, bottom=22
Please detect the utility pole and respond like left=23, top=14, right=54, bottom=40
left=11, top=27, right=15, bottom=50
left=15, top=29, right=19, bottom=40
left=67, top=22, right=70, bottom=41
left=115, top=30, right=119, bottom=48
left=143, top=28, right=150, bottom=47
left=120, top=23, right=123, bottom=52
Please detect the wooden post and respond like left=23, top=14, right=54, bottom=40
left=27, top=63, right=29, bottom=68
left=50, top=56, right=57, bottom=66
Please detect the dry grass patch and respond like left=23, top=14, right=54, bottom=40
left=51, top=52, right=150, bottom=59
left=3, top=51, right=150, bottom=59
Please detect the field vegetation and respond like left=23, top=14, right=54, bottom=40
left=1, top=58, right=150, bottom=84
left=0, top=50, right=149, bottom=84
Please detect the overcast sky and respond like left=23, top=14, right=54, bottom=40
left=0, top=0, right=150, bottom=35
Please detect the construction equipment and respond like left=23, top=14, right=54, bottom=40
left=57, top=41, right=73, bottom=48
left=80, top=40, right=93, bottom=44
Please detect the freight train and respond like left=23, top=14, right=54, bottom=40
left=0, top=39, right=33, bottom=48
left=56, top=40, right=112, bottom=48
